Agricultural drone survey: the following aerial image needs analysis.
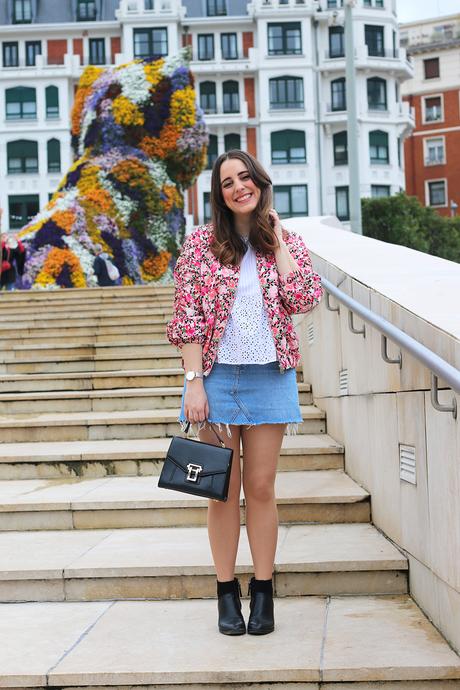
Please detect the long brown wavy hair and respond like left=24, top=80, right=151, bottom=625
left=209, top=149, right=279, bottom=266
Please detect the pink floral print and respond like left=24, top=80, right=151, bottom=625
left=166, top=223, right=323, bottom=375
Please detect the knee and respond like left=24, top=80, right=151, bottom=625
left=243, top=477, right=275, bottom=504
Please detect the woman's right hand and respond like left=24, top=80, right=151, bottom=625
left=184, top=381, right=209, bottom=424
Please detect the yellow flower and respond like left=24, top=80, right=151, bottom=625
left=78, top=66, right=104, bottom=89
left=170, top=87, right=196, bottom=129
left=112, top=96, right=144, bottom=127
left=144, top=59, right=164, bottom=87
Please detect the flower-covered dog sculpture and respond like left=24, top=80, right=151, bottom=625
left=19, top=51, right=208, bottom=289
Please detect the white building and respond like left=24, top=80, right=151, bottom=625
left=0, top=0, right=414, bottom=232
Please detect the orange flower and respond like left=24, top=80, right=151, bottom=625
left=142, top=251, right=172, bottom=281
left=53, top=210, right=76, bottom=234
left=71, top=87, right=90, bottom=136
left=140, top=124, right=180, bottom=159
left=37, top=247, right=86, bottom=288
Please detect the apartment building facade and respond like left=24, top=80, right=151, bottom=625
left=400, top=14, right=460, bottom=217
left=0, top=0, right=413, bottom=232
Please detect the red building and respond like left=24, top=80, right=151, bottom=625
left=401, top=14, right=460, bottom=217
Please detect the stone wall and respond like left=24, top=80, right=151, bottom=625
left=286, top=215, right=460, bottom=654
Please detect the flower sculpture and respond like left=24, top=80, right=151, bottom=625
left=18, top=51, right=208, bottom=289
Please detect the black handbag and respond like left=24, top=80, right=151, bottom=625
left=158, top=421, right=234, bottom=502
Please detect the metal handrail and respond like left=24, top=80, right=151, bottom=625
left=321, top=276, right=459, bottom=418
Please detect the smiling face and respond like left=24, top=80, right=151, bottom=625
left=219, top=158, right=261, bottom=218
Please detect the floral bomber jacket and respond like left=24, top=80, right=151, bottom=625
left=166, top=223, right=323, bottom=376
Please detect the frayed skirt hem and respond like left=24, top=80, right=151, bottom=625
left=179, top=419, right=300, bottom=439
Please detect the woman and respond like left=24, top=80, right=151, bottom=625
left=1, top=233, right=26, bottom=291
left=166, top=150, right=323, bottom=636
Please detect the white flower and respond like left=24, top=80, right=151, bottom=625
left=117, top=62, right=150, bottom=105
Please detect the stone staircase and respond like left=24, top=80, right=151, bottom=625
left=0, top=285, right=459, bottom=688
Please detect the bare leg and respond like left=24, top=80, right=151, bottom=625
left=198, top=424, right=242, bottom=582
left=241, top=424, right=286, bottom=580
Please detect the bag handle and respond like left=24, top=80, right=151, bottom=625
left=183, top=420, right=226, bottom=448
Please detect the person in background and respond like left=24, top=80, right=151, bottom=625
left=1, top=228, right=26, bottom=291
left=93, top=244, right=120, bottom=287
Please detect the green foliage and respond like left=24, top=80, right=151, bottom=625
left=361, top=192, right=460, bottom=264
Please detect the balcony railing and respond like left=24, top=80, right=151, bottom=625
left=425, top=156, right=445, bottom=166
left=257, top=0, right=307, bottom=8
left=117, top=0, right=179, bottom=14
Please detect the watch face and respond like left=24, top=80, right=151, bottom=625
left=186, top=371, right=194, bottom=381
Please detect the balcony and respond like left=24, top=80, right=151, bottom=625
left=200, top=100, right=249, bottom=125
left=0, top=53, right=79, bottom=78
left=249, top=0, right=314, bottom=15
left=354, top=44, right=414, bottom=80
left=116, top=0, right=184, bottom=19
left=191, top=47, right=258, bottom=74
left=425, top=156, right=445, bottom=166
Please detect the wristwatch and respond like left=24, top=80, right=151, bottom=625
left=185, top=370, right=204, bottom=382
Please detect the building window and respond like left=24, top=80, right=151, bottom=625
left=206, top=135, right=218, bottom=169
left=5, top=86, right=36, bottom=120
left=223, top=80, right=239, bottom=113
left=45, top=86, right=59, bottom=119
left=335, top=186, right=349, bottom=221
left=328, top=26, right=344, bottom=58
left=371, top=185, right=390, bottom=198
left=221, top=33, right=238, bottom=59
left=267, top=23, right=302, bottom=56
left=397, top=135, right=402, bottom=168
left=47, top=139, right=61, bottom=173
left=269, top=76, right=304, bottom=109
left=333, top=130, right=348, bottom=165
left=367, top=76, right=387, bottom=110
left=200, top=82, right=217, bottom=113
left=13, top=0, right=32, bottom=23
left=369, top=130, right=389, bottom=164
left=198, top=34, right=214, bottom=60
left=331, top=77, right=346, bottom=111
left=203, top=192, right=211, bottom=222
left=365, top=25, right=385, bottom=57
left=364, top=0, right=384, bottom=6
left=424, top=57, right=439, bottom=79
left=271, top=129, right=306, bottom=164
left=424, top=137, right=444, bottom=166
left=327, top=0, right=343, bottom=6
left=77, top=0, right=97, bottom=20
left=133, top=28, right=168, bottom=59
left=8, top=194, right=39, bottom=229
left=207, top=0, right=226, bottom=16
left=273, top=185, right=308, bottom=217
left=89, top=38, right=106, bottom=65
left=427, top=180, right=446, bottom=206
left=424, top=96, right=442, bottom=122
left=25, top=40, right=41, bottom=66
left=3, top=42, right=19, bottom=67
left=224, top=133, right=241, bottom=151
left=7, top=140, right=38, bottom=174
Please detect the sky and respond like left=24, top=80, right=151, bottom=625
left=397, top=0, right=460, bottom=23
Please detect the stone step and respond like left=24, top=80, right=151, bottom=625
left=0, top=367, right=186, bottom=393
left=0, top=299, right=173, bottom=316
left=0, top=434, right=344, bottom=479
left=3, top=596, right=459, bottom=687
left=0, top=315, right=168, bottom=331
left=0, top=383, right=314, bottom=414
left=0, top=366, right=304, bottom=394
left=0, top=522, right=408, bottom=602
left=0, top=405, right=325, bottom=442
left=0, top=342, right=176, bottom=362
left=0, top=470, right=370, bottom=531
left=0, top=332, right=170, bottom=347
left=0, top=323, right=168, bottom=340
left=0, top=306, right=173, bottom=325
left=0, top=285, right=174, bottom=303
left=0, top=353, right=182, bottom=375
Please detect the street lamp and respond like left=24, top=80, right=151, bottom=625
left=344, top=0, right=362, bottom=234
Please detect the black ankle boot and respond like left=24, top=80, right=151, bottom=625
left=247, top=576, right=275, bottom=635
left=217, top=578, right=246, bottom=635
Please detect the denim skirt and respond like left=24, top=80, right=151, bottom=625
left=178, top=361, right=303, bottom=437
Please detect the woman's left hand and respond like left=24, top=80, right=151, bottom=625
left=268, top=208, right=284, bottom=248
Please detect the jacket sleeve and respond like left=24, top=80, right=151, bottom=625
left=166, top=234, right=206, bottom=349
left=277, top=231, right=323, bottom=315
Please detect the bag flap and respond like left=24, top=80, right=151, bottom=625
left=166, top=436, right=233, bottom=476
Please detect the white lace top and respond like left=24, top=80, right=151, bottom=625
left=216, top=234, right=278, bottom=365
